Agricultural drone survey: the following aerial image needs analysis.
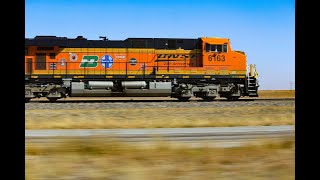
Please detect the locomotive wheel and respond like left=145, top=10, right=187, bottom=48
left=177, top=97, right=191, bottom=102
left=201, top=97, right=216, bottom=101
left=47, top=97, right=59, bottom=103
left=25, top=98, right=31, bottom=103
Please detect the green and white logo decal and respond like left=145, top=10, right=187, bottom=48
left=80, top=55, right=99, bottom=68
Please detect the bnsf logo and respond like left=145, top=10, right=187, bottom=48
left=80, top=55, right=99, bottom=68
left=79, top=55, right=114, bottom=68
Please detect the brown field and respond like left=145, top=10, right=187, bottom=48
left=26, top=106, right=294, bottom=129
left=26, top=138, right=294, bottom=180
left=25, top=90, right=295, bottom=129
left=257, top=90, right=295, bottom=98
left=25, top=91, right=295, bottom=179
left=25, top=91, right=295, bottom=129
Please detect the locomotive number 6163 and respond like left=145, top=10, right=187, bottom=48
left=208, top=54, right=226, bottom=62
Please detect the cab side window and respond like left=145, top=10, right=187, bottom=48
left=205, top=43, right=210, bottom=52
left=210, top=45, right=217, bottom=52
left=205, top=43, right=228, bottom=53
left=216, top=45, right=222, bottom=52
left=223, top=45, right=228, bottom=52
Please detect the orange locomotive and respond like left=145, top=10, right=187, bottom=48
left=25, top=36, right=259, bottom=102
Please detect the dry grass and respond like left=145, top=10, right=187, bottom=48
left=26, top=106, right=294, bottom=129
left=258, top=90, right=295, bottom=98
left=26, top=138, right=295, bottom=179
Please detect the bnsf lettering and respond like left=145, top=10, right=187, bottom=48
left=164, top=62, right=194, bottom=66
left=157, top=54, right=196, bottom=59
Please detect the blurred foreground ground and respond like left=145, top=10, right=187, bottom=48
left=25, top=90, right=295, bottom=179
left=26, top=138, right=294, bottom=180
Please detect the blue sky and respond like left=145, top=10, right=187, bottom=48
left=25, top=0, right=295, bottom=90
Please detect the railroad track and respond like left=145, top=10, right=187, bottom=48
left=28, top=97, right=294, bottom=103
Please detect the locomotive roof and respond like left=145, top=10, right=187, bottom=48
left=25, top=36, right=202, bottom=50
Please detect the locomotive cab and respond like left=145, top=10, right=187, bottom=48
left=199, top=37, right=258, bottom=98
left=200, top=37, right=246, bottom=70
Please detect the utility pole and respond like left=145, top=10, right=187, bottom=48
left=289, top=81, right=294, bottom=90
